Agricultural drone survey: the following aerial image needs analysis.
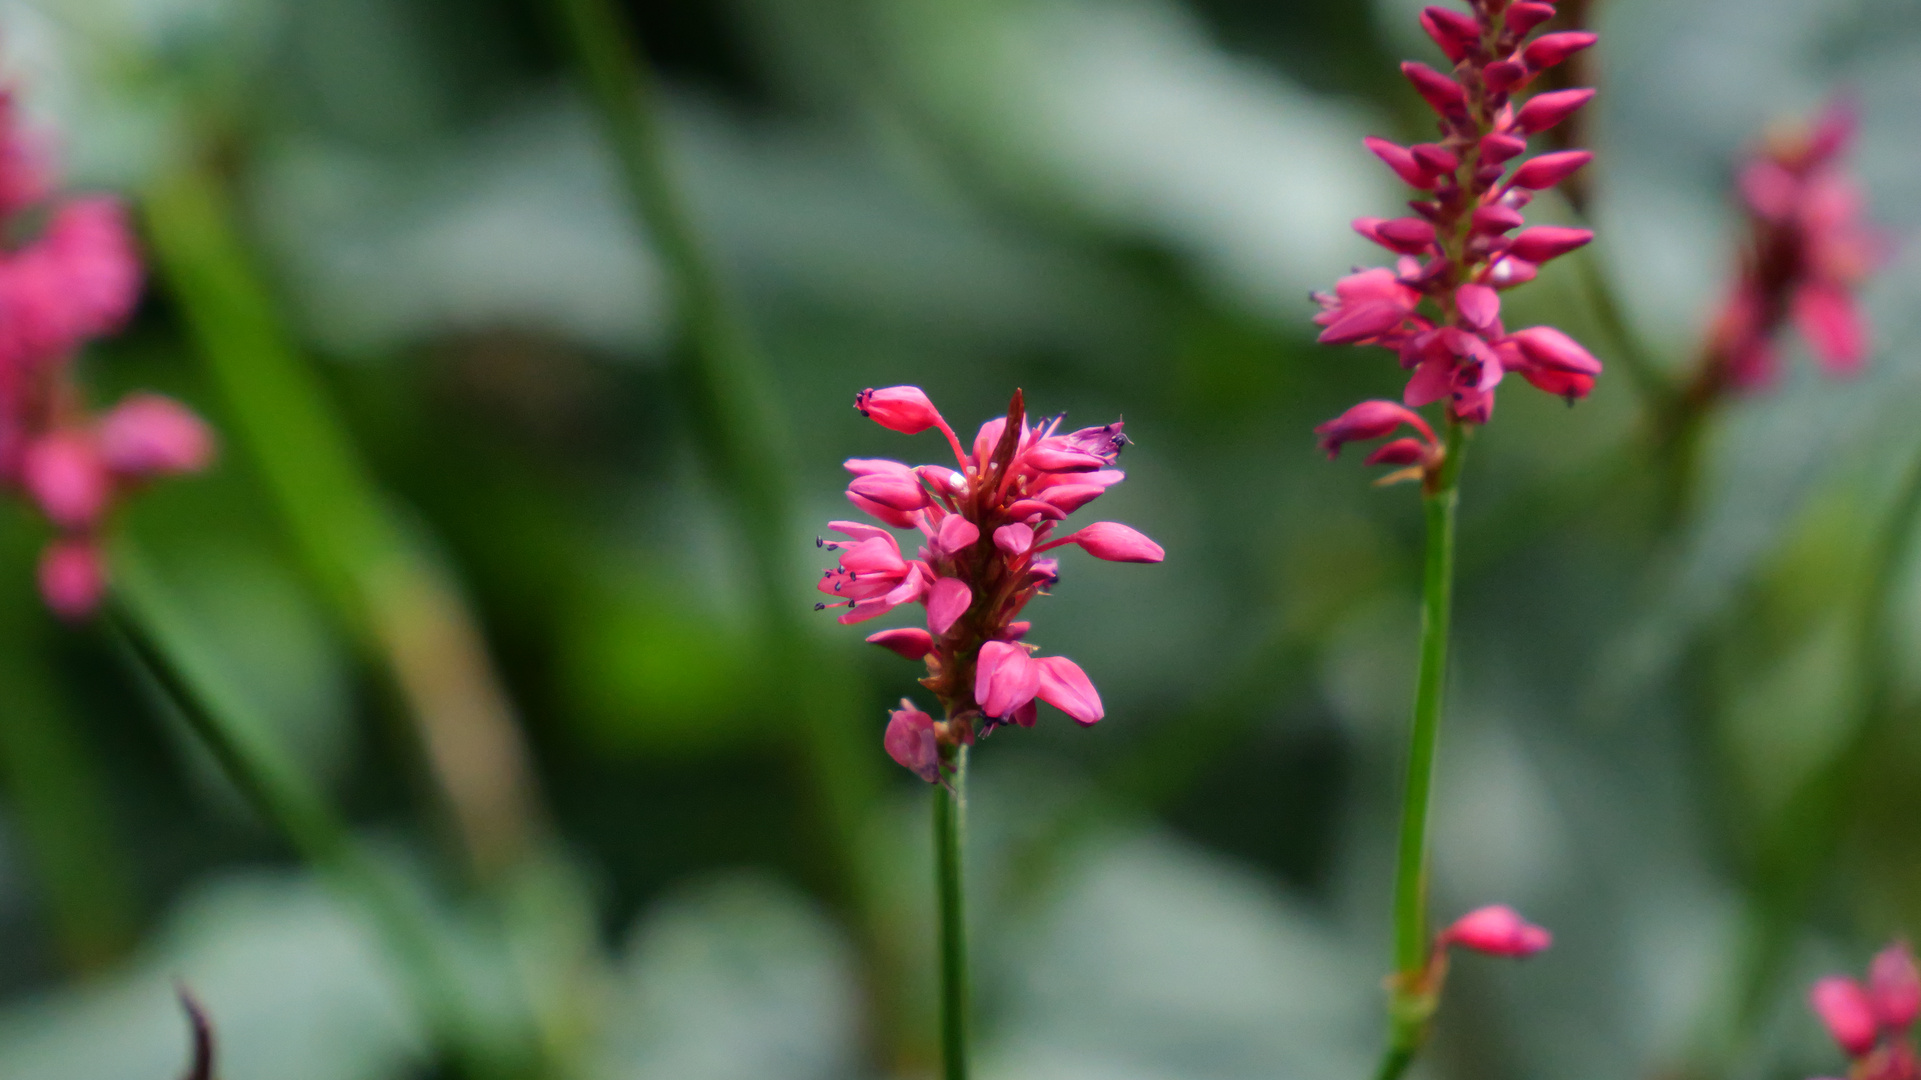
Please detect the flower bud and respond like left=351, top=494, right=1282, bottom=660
left=884, top=703, right=942, bottom=783
left=99, top=393, right=215, bottom=477
left=1523, top=31, right=1598, bottom=71
left=1871, top=942, right=1921, bottom=1031
left=38, top=537, right=104, bottom=621
left=1401, top=62, right=1468, bottom=117
left=1062, top=522, right=1165, bottom=563
left=866, top=627, right=935, bottom=660
left=1516, top=88, right=1596, bottom=134
left=1507, top=226, right=1593, bottom=263
left=1508, top=150, right=1593, bottom=190
left=855, top=386, right=944, bottom=434
left=23, top=430, right=110, bottom=530
left=1440, top=905, right=1553, bottom=957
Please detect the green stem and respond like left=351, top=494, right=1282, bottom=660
left=546, top=0, right=895, bottom=1063
left=1574, top=250, right=1676, bottom=415
left=936, top=747, right=971, bottom=1080
left=1703, top=437, right=1921, bottom=1066
left=105, top=545, right=500, bottom=1077
left=1377, top=420, right=1467, bottom=1079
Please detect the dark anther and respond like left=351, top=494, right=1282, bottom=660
left=814, top=603, right=827, bottom=611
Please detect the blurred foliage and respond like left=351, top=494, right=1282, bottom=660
left=0, top=0, right=1917, bottom=1078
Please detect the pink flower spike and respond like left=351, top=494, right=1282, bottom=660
left=1058, top=522, right=1165, bottom=563
left=867, top=627, right=935, bottom=660
left=1035, top=656, right=1103, bottom=725
left=1523, top=31, right=1598, bottom=71
left=1365, top=137, right=1438, bottom=189
left=22, top=431, right=111, bottom=530
left=1508, top=150, right=1593, bottom=190
left=38, top=537, right=105, bottom=621
left=1791, top=282, right=1867, bottom=375
left=856, top=386, right=943, bottom=434
left=1871, top=942, right=1921, bottom=1030
left=926, top=577, right=973, bottom=636
left=1504, top=1, right=1557, bottom=34
left=1811, top=977, right=1879, bottom=1058
left=884, top=702, right=942, bottom=783
left=1516, top=89, right=1596, bottom=135
left=994, top=523, right=1033, bottom=556
left=1508, top=226, right=1594, bottom=264
left=98, top=393, right=215, bottom=477
left=1440, top=905, right=1553, bottom=958
left=1401, top=62, right=1468, bottom=117
left=975, top=641, right=1040, bottom=720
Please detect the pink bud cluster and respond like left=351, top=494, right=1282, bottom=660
left=822, top=386, right=1164, bottom=782
left=1314, top=0, right=1603, bottom=473
left=0, top=90, right=213, bottom=618
left=1699, top=101, right=1884, bottom=395
left=1398, top=905, right=1553, bottom=1004
left=1809, top=942, right=1921, bottom=1080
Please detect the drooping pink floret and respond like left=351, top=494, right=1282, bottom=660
left=1438, top=904, right=1553, bottom=958
left=1702, top=99, right=1885, bottom=394
left=822, top=386, right=1162, bottom=781
left=1312, top=0, right=1604, bottom=469
left=0, top=74, right=214, bottom=618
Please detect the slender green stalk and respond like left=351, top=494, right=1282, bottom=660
left=1378, top=421, right=1467, bottom=1080
left=545, top=0, right=894, bottom=1062
left=139, top=161, right=542, bottom=880
left=1694, top=438, right=1921, bottom=1072
left=936, top=748, right=971, bottom=1080
left=106, top=545, right=509, bottom=1077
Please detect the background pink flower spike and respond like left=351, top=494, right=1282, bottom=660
left=1439, top=905, right=1553, bottom=958
left=1871, top=942, right=1921, bottom=1030
left=1811, top=976, right=1881, bottom=1058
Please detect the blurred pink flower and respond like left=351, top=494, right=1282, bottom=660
left=1438, top=905, right=1553, bottom=958
left=1312, top=0, right=1604, bottom=470
left=1702, top=100, right=1885, bottom=394
left=0, top=77, right=214, bottom=617
left=1810, top=942, right=1921, bottom=1079
left=821, top=386, right=1161, bottom=780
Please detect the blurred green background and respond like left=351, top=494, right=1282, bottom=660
left=1, top=0, right=1919, bottom=1077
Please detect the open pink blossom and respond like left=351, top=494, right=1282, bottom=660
left=821, top=387, right=1160, bottom=780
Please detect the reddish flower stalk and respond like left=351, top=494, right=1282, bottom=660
left=0, top=88, right=213, bottom=618
left=1690, top=100, right=1884, bottom=402
left=821, top=386, right=1163, bottom=780
left=1808, top=942, right=1921, bottom=1080
left=1314, top=0, right=1603, bottom=483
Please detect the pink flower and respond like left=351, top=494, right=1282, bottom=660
left=884, top=702, right=942, bottom=783
left=822, top=387, right=1160, bottom=780
left=1873, top=943, right=1921, bottom=1031
left=1808, top=941, right=1921, bottom=1072
left=1313, top=399, right=1444, bottom=480
left=1702, top=100, right=1885, bottom=394
left=1438, top=905, right=1553, bottom=958
left=1814, top=977, right=1882, bottom=1058
left=99, top=393, right=216, bottom=478
left=1311, top=0, right=1604, bottom=454
left=0, top=83, right=212, bottom=619
left=38, top=536, right=104, bottom=621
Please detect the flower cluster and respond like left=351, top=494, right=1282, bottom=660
left=820, top=386, right=1163, bottom=782
left=1809, top=942, right=1920, bottom=1080
left=1314, top=0, right=1603, bottom=474
left=1697, top=100, right=1883, bottom=396
left=0, top=89, right=213, bottom=618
